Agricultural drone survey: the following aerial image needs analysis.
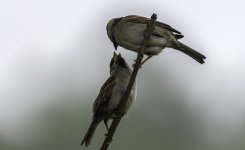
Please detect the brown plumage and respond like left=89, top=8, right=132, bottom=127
left=106, top=15, right=206, bottom=64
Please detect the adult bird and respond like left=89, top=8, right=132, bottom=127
left=107, top=15, right=206, bottom=64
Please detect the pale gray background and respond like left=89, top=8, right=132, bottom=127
left=0, top=0, right=245, bottom=150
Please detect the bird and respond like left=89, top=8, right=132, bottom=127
left=106, top=15, right=206, bottom=64
left=81, top=52, right=137, bottom=147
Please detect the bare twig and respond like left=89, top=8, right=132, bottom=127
left=100, top=13, right=157, bottom=150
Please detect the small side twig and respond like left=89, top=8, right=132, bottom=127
left=100, top=13, right=157, bottom=150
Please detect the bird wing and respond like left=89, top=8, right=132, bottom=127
left=93, top=76, right=116, bottom=117
left=124, top=15, right=182, bottom=34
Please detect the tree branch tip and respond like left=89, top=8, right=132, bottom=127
left=151, top=13, right=157, bottom=20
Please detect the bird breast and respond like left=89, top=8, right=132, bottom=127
left=107, top=70, right=136, bottom=113
left=114, top=22, right=145, bottom=51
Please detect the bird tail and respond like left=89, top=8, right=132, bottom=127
left=81, top=118, right=99, bottom=147
left=176, top=41, right=206, bottom=64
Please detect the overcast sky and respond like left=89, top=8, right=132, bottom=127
left=0, top=0, right=245, bottom=143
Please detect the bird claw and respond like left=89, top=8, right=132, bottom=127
left=132, top=63, right=142, bottom=69
left=105, top=133, right=113, bottom=144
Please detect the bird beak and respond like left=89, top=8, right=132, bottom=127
left=113, top=52, right=118, bottom=60
left=113, top=42, right=118, bottom=50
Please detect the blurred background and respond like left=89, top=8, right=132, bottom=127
left=1, top=0, right=245, bottom=150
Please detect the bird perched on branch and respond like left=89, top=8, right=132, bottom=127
left=106, top=15, right=206, bottom=64
left=81, top=52, right=137, bottom=147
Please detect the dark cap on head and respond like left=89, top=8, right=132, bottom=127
left=110, top=52, right=129, bottom=73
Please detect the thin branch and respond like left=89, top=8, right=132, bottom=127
left=100, top=13, right=157, bottom=150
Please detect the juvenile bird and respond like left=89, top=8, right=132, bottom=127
left=81, top=52, right=137, bottom=147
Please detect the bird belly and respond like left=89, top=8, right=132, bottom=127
left=106, top=84, right=136, bottom=115
left=145, top=37, right=167, bottom=55
left=145, top=47, right=164, bottom=55
left=107, top=86, right=124, bottom=111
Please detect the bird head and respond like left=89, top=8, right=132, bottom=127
left=110, top=52, right=129, bottom=74
left=106, top=18, right=121, bottom=50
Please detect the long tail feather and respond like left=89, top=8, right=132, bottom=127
left=81, top=118, right=99, bottom=147
left=177, top=41, right=206, bottom=64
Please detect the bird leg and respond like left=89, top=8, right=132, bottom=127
left=104, top=119, right=113, bottom=144
left=140, top=55, right=153, bottom=66
left=104, top=119, right=113, bottom=143
left=133, top=55, right=153, bottom=68
left=103, top=120, right=109, bottom=132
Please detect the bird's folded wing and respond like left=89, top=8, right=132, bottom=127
left=125, top=15, right=182, bottom=34
left=93, top=76, right=116, bottom=116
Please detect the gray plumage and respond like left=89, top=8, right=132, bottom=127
left=106, top=15, right=206, bottom=64
left=81, top=52, right=136, bottom=147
